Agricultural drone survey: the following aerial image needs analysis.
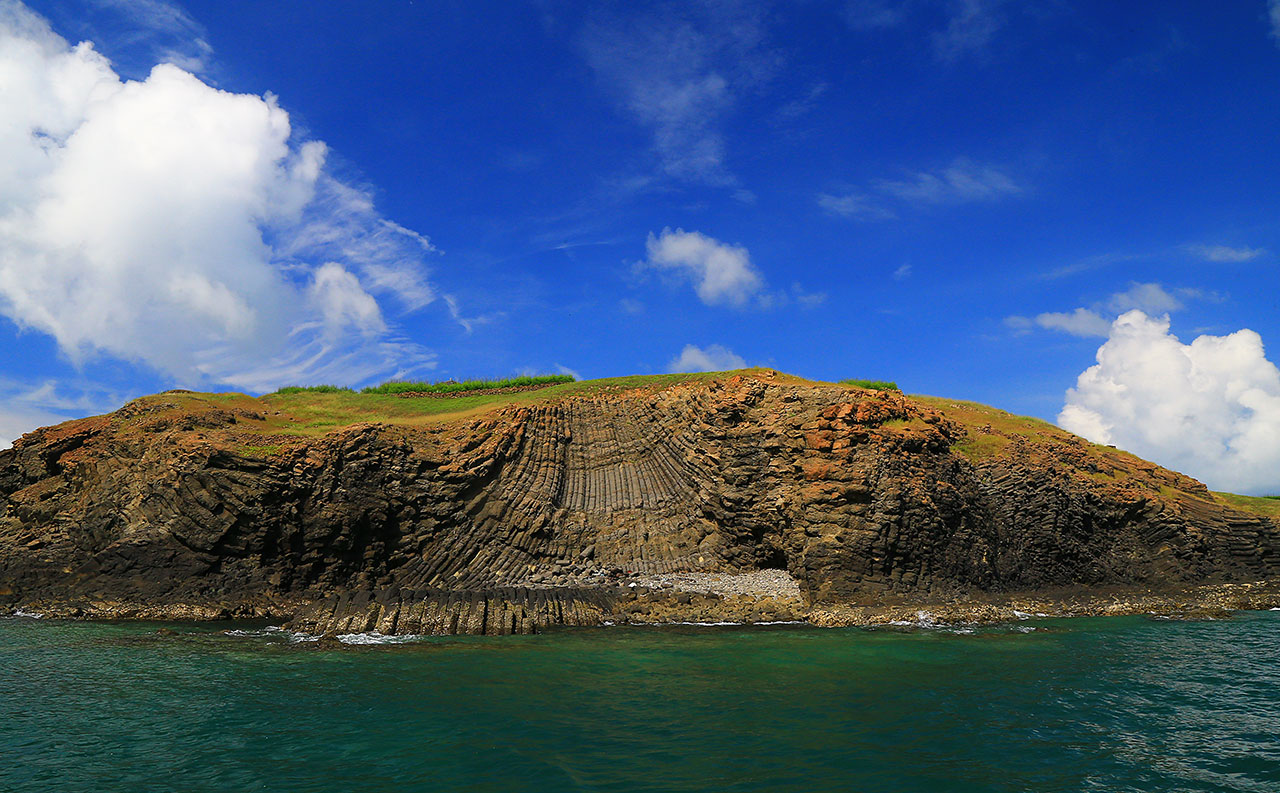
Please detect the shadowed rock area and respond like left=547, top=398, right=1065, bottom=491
left=2, top=371, right=1279, bottom=634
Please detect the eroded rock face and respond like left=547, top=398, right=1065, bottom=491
left=1, top=374, right=1278, bottom=634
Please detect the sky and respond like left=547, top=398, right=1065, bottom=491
left=1, top=0, right=1279, bottom=494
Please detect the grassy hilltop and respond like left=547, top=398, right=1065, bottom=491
left=98, top=368, right=1277, bottom=517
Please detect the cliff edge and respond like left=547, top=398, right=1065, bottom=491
left=2, top=370, right=1278, bottom=634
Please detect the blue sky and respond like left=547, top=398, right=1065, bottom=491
left=2, top=0, right=1280, bottom=492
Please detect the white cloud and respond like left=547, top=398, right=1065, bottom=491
left=893, top=263, right=913, bottom=280
left=1270, top=0, right=1280, bottom=42
left=843, top=0, right=909, bottom=30
left=645, top=228, right=764, bottom=307
left=840, top=0, right=1013, bottom=61
left=1186, top=244, right=1265, bottom=263
left=86, top=0, right=213, bottom=73
left=555, top=364, right=583, bottom=381
left=821, top=158, right=1020, bottom=221
left=1105, top=282, right=1184, bottom=314
left=817, top=191, right=896, bottom=220
left=580, top=1, right=772, bottom=185
left=874, top=158, right=1021, bottom=204
left=668, top=343, right=746, bottom=373
left=0, top=404, right=61, bottom=448
left=0, top=3, right=443, bottom=392
left=1009, top=282, right=1195, bottom=339
left=1059, top=311, right=1280, bottom=495
left=0, top=377, right=121, bottom=447
left=791, top=283, right=828, bottom=307
left=932, top=0, right=1005, bottom=62
left=1034, top=308, right=1111, bottom=337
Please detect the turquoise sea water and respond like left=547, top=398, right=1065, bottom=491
left=3, top=612, right=1279, bottom=792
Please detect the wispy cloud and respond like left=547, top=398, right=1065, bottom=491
left=84, top=0, right=214, bottom=74
left=874, top=158, right=1021, bottom=204
left=580, top=0, right=775, bottom=186
left=932, top=0, right=1006, bottom=62
left=820, top=158, right=1021, bottom=220
left=1006, top=282, right=1198, bottom=339
left=817, top=191, right=896, bottom=220
left=842, top=0, right=911, bottom=31
left=773, top=82, right=829, bottom=121
left=840, top=0, right=1013, bottom=61
left=1269, top=0, right=1280, bottom=43
left=0, top=377, right=124, bottom=447
left=1185, top=244, right=1265, bottom=263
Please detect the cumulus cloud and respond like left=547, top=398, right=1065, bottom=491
left=1186, top=244, right=1265, bottom=263
left=644, top=228, right=764, bottom=307
left=1059, top=311, right=1280, bottom=495
left=580, top=1, right=772, bottom=185
left=668, top=343, right=747, bottom=373
left=0, top=3, right=442, bottom=393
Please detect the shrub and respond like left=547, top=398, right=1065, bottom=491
left=839, top=379, right=899, bottom=391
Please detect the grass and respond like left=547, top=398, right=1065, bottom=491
left=1213, top=491, right=1280, bottom=518
left=910, top=395, right=1095, bottom=463
left=839, top=379, right=899, bottom=391
left=360, top=374, right=574, bottom=395
left=246, top=370, right=757, bottom=439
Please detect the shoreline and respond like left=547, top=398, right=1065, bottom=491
left=7, top=579, right=1280, bottom=635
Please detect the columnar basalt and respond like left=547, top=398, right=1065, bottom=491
left=1, top=373, right=1277, bottom=634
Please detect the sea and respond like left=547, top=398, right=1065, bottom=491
left=3, top=610, right=1279, bottom=792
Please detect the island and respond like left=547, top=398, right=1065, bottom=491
left=2, top=369, right=1278, bottom=634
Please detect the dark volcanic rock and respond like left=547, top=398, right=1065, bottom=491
left=1, top=373, right=1278, bottom=634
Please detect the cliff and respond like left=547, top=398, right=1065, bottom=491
left=2, top=370, right=1278, bottom=634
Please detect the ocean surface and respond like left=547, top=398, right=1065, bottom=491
left=3, top=611, right=1279, bottom=793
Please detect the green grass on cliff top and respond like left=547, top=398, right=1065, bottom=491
left=143, top=369, right=779, bottom=439
left=133, top=371, right=1069, bottom=445
left=1213, top=491, right=1280, bottom=518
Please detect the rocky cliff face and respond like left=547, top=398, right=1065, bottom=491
left=2, top=372, right=1278, bottom=634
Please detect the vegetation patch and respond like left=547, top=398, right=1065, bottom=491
left=360, top=374, right=574, bottom=395
left=951, top=433, right=1011, bottom=462
left=839, top=379, right=899, bottom=391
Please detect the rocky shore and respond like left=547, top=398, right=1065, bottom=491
left=10, top=578, right=1280, bottom=634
